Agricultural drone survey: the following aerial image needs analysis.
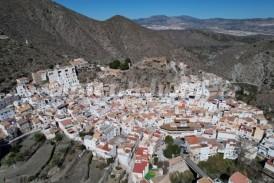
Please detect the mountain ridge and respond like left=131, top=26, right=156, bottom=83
left=134, top=15, right=274, bottom=36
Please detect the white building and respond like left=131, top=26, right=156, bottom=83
left=223, top=141, right=239, bottom=160
left=47, top=65, right=79, bottom=91
left=0, top=105, right=15, bottom=120
left=58, top=119, right=81, bottom=141
left=84, top=135, right=97, bottom=151
left=16, top=77, right=34, bottom=97
left=93, top=82, right=104, bottom=97
left=264, top=158, right=274, bottom=173
left=217, top=131, right=238, bottom=141
left=84, top=135, right=116, bottom=159
left=258, top=135, right=274, bottom=158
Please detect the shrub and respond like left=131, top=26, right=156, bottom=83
left=154, top=157, right=159, bottom=164
left=2, top=152, right=16, bottom=166
left=109, top=59, right=130, bottom=70
left=198, top=154, right=238, bottom=179
left=51, top=153, right=63, bottom=167
left=33, top=133, right=46, bottom=142
left=107, top=157, right=115, bottom=165
left=10, top=144, right=22, bottom=153
left=120, top=62, right=129, bottom=70
left=163, top=144, right=181, bottom=159
left=55, top=133, right=63, bottom=142
left=125, top=58, right=131, bottom=64
left=164, top=135, right=174, bottom=144
left=169, top=170, right=194, bottom=183
left=109, top=60, right=121, bottom=69
left=79, top=131, right=86, bottom=138
left=163, top=136, right=181, bottom=159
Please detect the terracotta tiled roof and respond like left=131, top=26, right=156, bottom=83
left=61, top=119, right=72, bottom=126
left=197, top=177, right=214, bottom=183
left=229, top=171, right=249, bottom=183
left=135, top=147, right=148, bottom=157
left=185, top=135, right=200, bottom=145
left=133, top=161, right=148, bottom=174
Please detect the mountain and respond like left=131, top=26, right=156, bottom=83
left=135, top=15, right=274, bottom=36
left=0, top=0, right=177, bottom=61
left=0, top=0, right=249, bottom=91
left=0, top=0, right=178, bottom=91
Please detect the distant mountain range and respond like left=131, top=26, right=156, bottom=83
left=134, top=15, right=274, bottom=36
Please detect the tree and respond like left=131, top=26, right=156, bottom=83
left=120, top=62, right=129, bottom=70
left=163, top=146, right=173, bottom=159
left=163, top=136, right=181, bottom=159
left=50, top=153, right=63, bottom=167
left=10, top=144, right=22, bottom=153
left=107, top=157, right=115, bottom=165
left=169, top=170, right=194, bottom=183
left=198, top=154, right=238, bottom=178
left=2, top=152, right=16, bottom=166
left=55, top=133, right=63, bottom=142
left=79, top=131, right=87, bottom=138
left=33, top=133, right=46, bottom=142
left=154, top=157, right=159, bottom=164
left=163, top=144, right=181, bottom=159
left=164, top=135, right=174, bottom=144
left=125, top=58, right=131, bottom=64
left=171, top=144, right=181, bottom=155
left=109, top=60, right=121, bottom=69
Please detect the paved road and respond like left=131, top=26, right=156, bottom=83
left=9, top=129, right=41, bottom=144
left=184, top=157, right=208, bottom=178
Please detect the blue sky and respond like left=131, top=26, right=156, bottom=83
left=55, top=0, right=274, bottom=20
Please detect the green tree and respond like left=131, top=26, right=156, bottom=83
left=33, top=133, right=46, bottom=142
left=171, top=144, right=181, bottom=155
left=109, top=60, right=121, bottom=69
left=125, top=58, right=131, bottom=64
left=50, top=152, right=63, bottom=167
left=169, top=170, right=194, bottom=183
left=55, top=133, right=63, bottom=142
left=120, top=62, right=129, bottom=70
left=107, top=157, right=115, bottom=165
left=79, top=131, right=87, bottom=138
left=163, top=146, right=173, bottom=159
left=125, top=58, right=131, bottom=63
left=198, top=154, right=238, bottom=178
left=164, top=135, right=174, bottom=144
left=10, top=144, right=22, bottom=153
left=154, top=157, right=159, bottom=164
left=163, top=144, right=181, bottom=159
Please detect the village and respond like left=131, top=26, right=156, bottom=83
left=0, top=57, right=274, bottom=183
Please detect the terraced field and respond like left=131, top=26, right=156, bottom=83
left=0, top=134, right=108, bottom=183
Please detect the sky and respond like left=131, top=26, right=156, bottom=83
left=55, top=0, right=274, bottom=20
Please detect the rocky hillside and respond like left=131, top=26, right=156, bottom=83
left=1, top=0, right=274, bottom=116
left=0, top=0, right=177, bottom=62
left=0, top=0, right=229, bottom=91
